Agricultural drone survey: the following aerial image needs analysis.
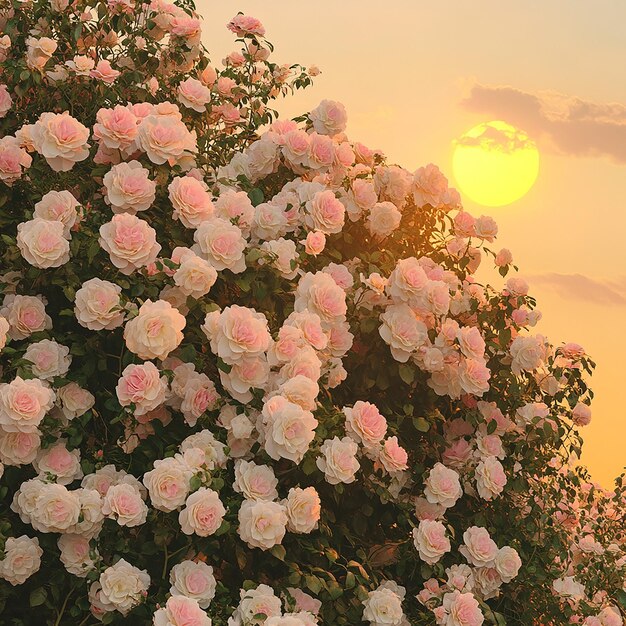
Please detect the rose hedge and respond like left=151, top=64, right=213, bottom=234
left=0, top=2, right=624, bottom=626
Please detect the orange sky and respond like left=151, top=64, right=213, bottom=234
left=198, top=1, right=626, bottom=486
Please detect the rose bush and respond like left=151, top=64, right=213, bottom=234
left=0, top=1, right=624, bottom=625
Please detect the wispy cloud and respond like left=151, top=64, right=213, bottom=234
left=455, top=122, right=535, bottom=154
left=461, top=83, right=626, bottom=163
left=528, top=273, right=626, bottom=306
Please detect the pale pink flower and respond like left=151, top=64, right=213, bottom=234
left=31, top=112, right=90, bottom=171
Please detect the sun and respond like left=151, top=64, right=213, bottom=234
left=452, top=120, right=539, bottom=207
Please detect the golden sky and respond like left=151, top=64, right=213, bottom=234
left=198, top=1, right=626, bottom=486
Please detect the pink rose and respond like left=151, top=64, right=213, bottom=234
left=572, top=402, right=592, bottom=426
left=103, top=161, right=156, bottom=214
left=0, top=84, right=12, bottom=118
left=413, top=519, right=451, bottom=564
left=74, top=278, right=124, bottom=331
left=227, top=14, right=266, bottom=37
left=0, top=377, right=55, bottom=433
left=309, top=99, right=348, bottom=136
left=137, top=114, right=197, bottom=166
left=194, top=217, right=247, bottom=273
left=93, top=105, right=138, bottom=151
left=475, top=456, right=507, bottom=500
left=102, top=482, right=147, bottom=527
left=305, top=190, right=345, bottom=234
left=379, top=436, right=409, bottom=473
left=178, top=77, right=211, bottom=112
left=124, top=299, right=186, bottom=361
left=367, top=201, right=402, bottom=239
left=460, top=526, right=498, bottom=567
left=344, top=401, right=387, bottom=448
left=17, top=218, right=70, bottom=269
left=303, top=231, right=326, bottom=256
left=99, top=213, right=161, bottom=274
left=424, top=463, right=463, bottom=509
left=0, top=136, right=32, bottom=184
left=116, top=362, right=168, bottom=416
left=33, top=190, right=79, bottom=236
left=31, top=112, right=90, bottom=172
left=89, top=60, right=120, bottom=84
left=169, top=176, right=214, bottom=228
left=179, top=488, right=226, bottom=536
left=284, top=486, right=320, bottom=534
left=441, top=591, right=484, bottom=626
left=154, top=596, right=211, bottom=626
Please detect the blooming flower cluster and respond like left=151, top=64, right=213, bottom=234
left=0, top=2, right=623, bottom=626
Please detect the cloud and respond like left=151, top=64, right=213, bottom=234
left=455, top=122, right=535, bottom=154
left=528, top=273, right=626, bottom=306
left=461, top=83, right=626, bottom=162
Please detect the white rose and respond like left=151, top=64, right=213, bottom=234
left=0, top=536, right=43, bottom=585
left=143, top=457, right=192, bottom=512
left=284, top=486, right=320, bottom=534
left=234, top=460, right=278, bottom=501
left=237, top=499, right=287, bottom=550
left=169, top=560, right=216, bottom=609
left=316, top=436, right=360, bottom=485
left=99, top=558, right=150, bottom=615
left=24, top=338, right=71, bottom=380
left=362, top=583, right=405, bottom=626
left=194, top=217, right=247, bottom=274
left=179, top=488, right=226, bottom=537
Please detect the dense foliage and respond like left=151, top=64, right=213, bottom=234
left=0, top=1, right=623, bottom=625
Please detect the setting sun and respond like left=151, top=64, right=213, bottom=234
left=452, top=120, right=540, bottom=207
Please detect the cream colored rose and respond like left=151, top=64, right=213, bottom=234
left=233, top=459, right=278, bottom=501
left=238, top=499, right=287, bottom=550
left=57, top=382, right=95, bottom=421
left=153, top=595, right=212, bottom=626
left=169, top=176, right=214, bottom=228
left=33, top=190, right=79, bottom=236
left=99, top=213, right=161, bottom=274
left=178, top=77, right=211, bottom=112
left=231, top=584, right=282, bottom=625
left=179, top=488, right=226, bottom=537
left=31, top=111, right=90, bottom=171
left=362, top=584, right=405, bottom=626
left=93, top=104, right=138, bottom=151
left=124, top=299, right=185, bottom=361
left=136, top=114, right=197, bottom=166
left=459, top=526, right=498, bottom=568
left=58, top=534, right=96, bottom=577
left=17, top=218, right=70, bottom=269
left=174, top=253, right=218, bottom=298
left=0, top=430, right=41, bottom=466
left=413, top=519, right=451, bottom=564
left=309, top=99, right=347, bottom=136
left=102, top=482, right=148, bottom=527
left=494, top=546, right=521, bottom=583
left=194, top=217, right=247, bottom=274
left=0, top=376, right=55, bottom=433
left=99, top=558, right=151, bottom=615
left=24, top=339, right=71, bottom=380
left=475, top=456, right=507, bottom=501
left=143, top=456, right=192, bottom=512
left=169, top=560, right=216, bottom=609
left=103, top=160, right=156, bottom=214
left=261, top=395, right=317, bottom=463
left=0, top=294, right=51, bottom=340
left=74, top=278, right=124, bottom=331
left=116, top=362, right=168, bottom=416
left=294, top=271, right=347, bottom=327
left=316, top=436, right=360, bottom=485
left=26, top=36, right=57, bottom=71
left=33, top=440, right=82, bottom=485
left=379, top=303, right=428, bottom=363
left=424, top=463, right=462, bottom=509
left=284, top=486, right=320, bottom=534
left=344, top=401, right=387, bottom=448
left=510, top=335, right=547, bottom=375
left=30, top=482, right=81, bottom=532
left=204, top=305, right=271, bottom=365
left=367, top=201, right=402, bottom=240
left=0, top=536, right=42, bottom=585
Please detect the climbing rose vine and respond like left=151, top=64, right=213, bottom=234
left=0, top=1, right=624, bottom=625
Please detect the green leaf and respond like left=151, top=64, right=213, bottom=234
left=248, top=188, right=264, bottom=207
left=344, top=572, right=356, bottom=589
left=270, top=544, right=286, bottom=561
left=413, top=417, right=430, bottom=432
left=398, top=363, right=415, bottom=385
left=29, top=587, right=47, bottom=607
